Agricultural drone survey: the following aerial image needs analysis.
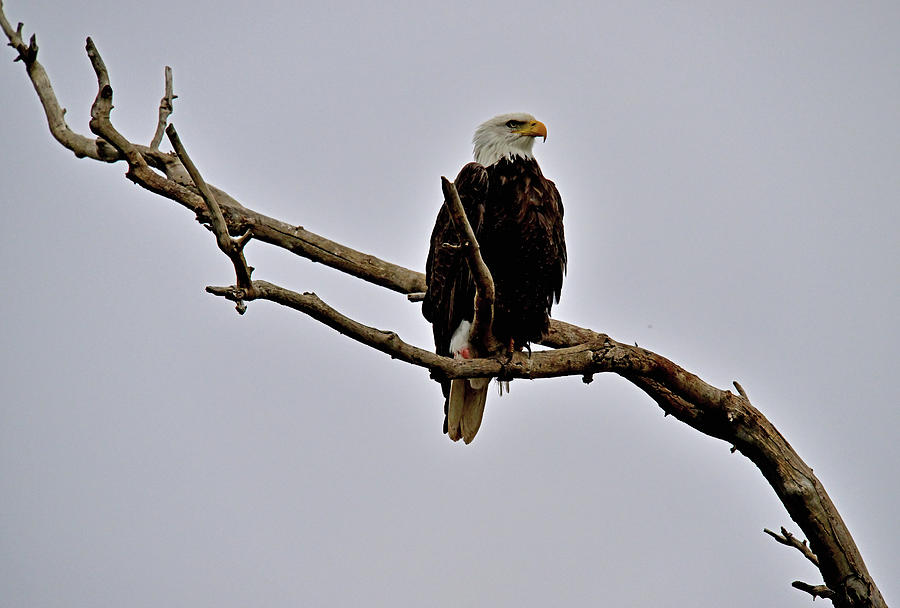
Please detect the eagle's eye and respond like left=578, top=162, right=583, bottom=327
left=505, top=120, right=523, bottom=129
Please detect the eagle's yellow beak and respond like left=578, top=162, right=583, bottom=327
left=516, top=120, right=548, bottom=142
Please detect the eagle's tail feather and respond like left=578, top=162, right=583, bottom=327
left=447, top=378, right=490, bottom=444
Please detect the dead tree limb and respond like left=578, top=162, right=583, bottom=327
left=0, top=7, right=888, bottom=608
left=150, top=66, right=175, bottom=150
left=166, top=124, right=255, bottom=312
left=765, top=526, right=821, bottom=568
left=440, top=176, right=500, bottom=355
left=794, top=581, right=838, bottom=601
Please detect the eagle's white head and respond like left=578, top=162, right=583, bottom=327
left=472, top=112, right=548, bottom=166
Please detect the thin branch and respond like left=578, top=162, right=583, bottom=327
left=733, top=380, right=748, bottom=400
left=765, top=526, right=820, bottom=567
left=80, top=37, right=250, bottom=318
left=207, top=279, right=605, bottom=382
left=0, top=9, right=114, bottom=160
left=209, top=280, right=452, bottom=373
left=85, top=36, right=145, bottom=171
left=150, top=66, right=175, bottom=150
left=81, top=38, right=258, bottom=316
left=84, top=37, right=198, bottom=217
left=440, top=176, right=500, bottom=354
left=166, top=124, right=254, bottom=313
left=793, top=580, right=836, bottom=601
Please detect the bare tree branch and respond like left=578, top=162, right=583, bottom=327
left=0, top=6, right=889, bottom=607
left=765, top=526, right=820, bottom=567
left=440, top=176, right=500, bottom=354
left=166, top=124, right=254, bottom=313
left=206, top=279, right=595, bottom=383
left=150, top=66, right=175, bottom=150
left=2, top=12, right=421, bottom=294
left=794, top=581, right=837, bottom=601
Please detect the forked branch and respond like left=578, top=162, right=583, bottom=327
left=166, top=124, right=254, bottom=312
left=765, top=526, right=820, bottom=567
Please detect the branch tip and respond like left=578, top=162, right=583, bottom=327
left=151, top=65, right=176, bottom=150
left=764, top=526, right=819, bottom=567
left=6, top=19, right=37, bottom=63
left=792, top=581, right=835, bottom=600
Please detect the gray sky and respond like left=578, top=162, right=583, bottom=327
left=2, top=1, right=897, bottom=606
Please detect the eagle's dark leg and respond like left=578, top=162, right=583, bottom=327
left=507, top=339, right=532, bottom=357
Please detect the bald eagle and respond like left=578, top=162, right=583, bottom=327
left=422, top=113, right=567, bottom=443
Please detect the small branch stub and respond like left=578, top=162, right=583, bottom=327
left=792, top=580, right=836, bottom=601
left=166, top=124, right=254, bottom=312
left=764, top=526, right=820, bottom=567
left=0, top=10, right=39, bottom=64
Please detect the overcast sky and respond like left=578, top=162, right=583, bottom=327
left=2, top=1, right=897, bottom=606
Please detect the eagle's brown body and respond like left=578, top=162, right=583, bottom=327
left=478, top=157, right=566, bottom=348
